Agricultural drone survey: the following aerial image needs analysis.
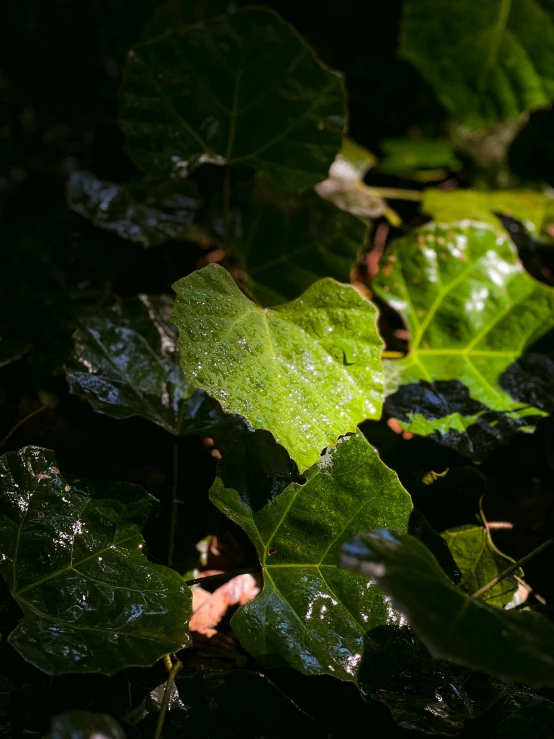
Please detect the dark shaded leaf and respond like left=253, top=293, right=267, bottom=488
left=0, top=446, right=192, bottom=675
left=173, top=264, right=384, bottom=470
left=66, top=171, right=201, bottom=248
left=400, top=0, right=554, bottom=129
left=375, top=221, right=554, bottom=459
left=66, top=294, right=246, bottom=446
left=136, top=670, right=326, bottom=738
left=210, top=431, right=413, bottom=681
left=47, top=711, right=127, bottom=739
left=341, top=530, right=554, bottom=687
left=120, top=7, right=345, bottom=189
left=229, top=184, right=368, bottom=305
left=441, top=524, right=521, bottom=606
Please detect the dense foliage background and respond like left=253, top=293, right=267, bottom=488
left=2, top=1, right=554, bottom=736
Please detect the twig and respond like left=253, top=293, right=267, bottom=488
left=167, top=441, right=180, bottom=568
left=154, top=655, right=183, bottom=739
left=471, top=536, right=554, bottom=600
left=184, top=566, right=261, bottom=587
left=364, top=186, right=423, bottom=202
left=0, top=405, right=48, bottom=451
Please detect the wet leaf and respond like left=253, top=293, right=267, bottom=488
left=400, top=0, right=554, bottom=130
left=229, top=184, right=368, bottom=305
left=375, top=221, right=554, bottom=459
left=441, top=524, right=520, bottom=606
left=120, top=7, right=345, bottom=189
left=210, top=431, right=413, bottom=681
left=315, top=137, right=384, bottom=220
left=173, top=264, right=384, bottom=471
left=0, top=446, right=192, bottom=675
left=47, top=711, right=127, bottom=739
left=66, top=171, right=201, bottom=248
left=341, top=530, right=554, bottom=687
left=136, top=670, right=326, bottom=738
left=66, top=294, right=246, bottom=446
left=422, top=189, right=549, bottom=236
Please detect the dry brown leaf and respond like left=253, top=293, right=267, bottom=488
left=190, top=574, right=260, bottom=637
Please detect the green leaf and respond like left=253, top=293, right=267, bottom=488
left=66, top=171, right=201, bottom=248
left=137, top=670, right=326, bottom=738
left=315, top=137, right=384, bottom=220
left=66, top=294, right=246, bottom=445
left=422, top=189, right=548, bottom=236
left=210, top=431, right=413, bottom=682
left=341, top=530, right=554, bottom=687
left=375, top=221, right=554, bottom=459
left=172, top=264, right=384, bottom=470
left=376, top=138, right=461, bottom=180
left=229, top=184, right=368, bottom=305
left=0, top=446, right=192, bottom=675
left=120, top=7, right=345, bottom=189
left=47, top=712, right=127, bottom=739
left=441, top=524, right=520, bottom=606
left=400, top=0, right=554, bottom=129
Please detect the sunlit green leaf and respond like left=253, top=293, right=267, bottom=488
left=66, top=294, right=246, bottom=446
left=210, top=431, right=413, bottom=681
left=120, top=7, right=345, bottom=189
left=229, top=184, right=368, bottom=305
left=377, top=138, right=461, bottom=180
left=173, top=264, right=384, bottom=470
left=400, top=0, right=554, bottom=129
left=441, top=524, right=520, bottom=606
left=341, top=530, right=554, bottom=687
left=0, top=446, right=192, bottom=675
left=66, top=171, right=201, bottom=247
left=375, top=221, right=554, bottom=459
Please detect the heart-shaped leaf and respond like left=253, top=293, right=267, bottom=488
left=400, top=0, right=554, bottom=129
left=229, top=184, right=368, bottom=305
left=66, top=294, right=246, bottom=446
left=66, top=171, right=201, bottom=248
left=120, top=7, right=345, bottom=189
left=441, top=524, right=521, bottom=607
left=0, top=446, right=192, bottom=675
left=341, top=530, right=554, bottom=687
left=172, top=264, right=384, bottom=470
left=210, top=431, right=413, bottom=682
left=375, top=221, right=554, bottom=459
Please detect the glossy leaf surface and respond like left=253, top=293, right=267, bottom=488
left=210, top=431, right=413, bottom=681
left=400, top=0, right=554, bottom=129
left=66, top=171, right=201, bottom=247
left=173, top=264, right=384, bottom=470
left=66, top=294, right=246, bottom=445
left=422, top=189, right=548, bottom=236
left=375, top=221, right=554, bottom=459
left=441, top=524, right=520, bottom=606
left=230, top=185, right=368, bottom=305
left=47, top=711, right=127, bottom=739
left=120, top=8, right=345, bottom=189
left=0, top=446, right=192, bottom=675
left=137, top=670, right=326, bottom=738
left=341, top=530, right=554, bottom=687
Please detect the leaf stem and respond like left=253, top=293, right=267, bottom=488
left=382, top=350, right=406, bottom=360
left=154, top=655, right=182, bottom=739
left=184, top=566, right=261, bottom=587
left=223, top=167, right=231, bottom=249
left=168, top=440, right=180, bottom=568
left=471, top=536, right=554, bottom=600
left=364, top=186, right=423, bottom=202
left=0, top=404, right=48, bottom=451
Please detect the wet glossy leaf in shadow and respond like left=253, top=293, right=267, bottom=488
left=173, top=264, right=384, bottom=471
left=47, top=711, right=127, bottom=739
left=66, top=171, right=201, bottom=248
left=66, top=294, right=246, bottom=447
left=210, top=431, right=413, bottom=681
left=442, top=524, right=521, bottom=607
left=229, top=183, right=368, bottom=305
left=0, top=446, right=192, bottom=675
left=341, top=530, right=554, bottom=687
left=400, top=0, right=554, bottom=130
left=136, top=670, right=326, bottom=738
left=120, top=7, right=345, bottom=189
left=376, top=221, right=554, bottom=459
